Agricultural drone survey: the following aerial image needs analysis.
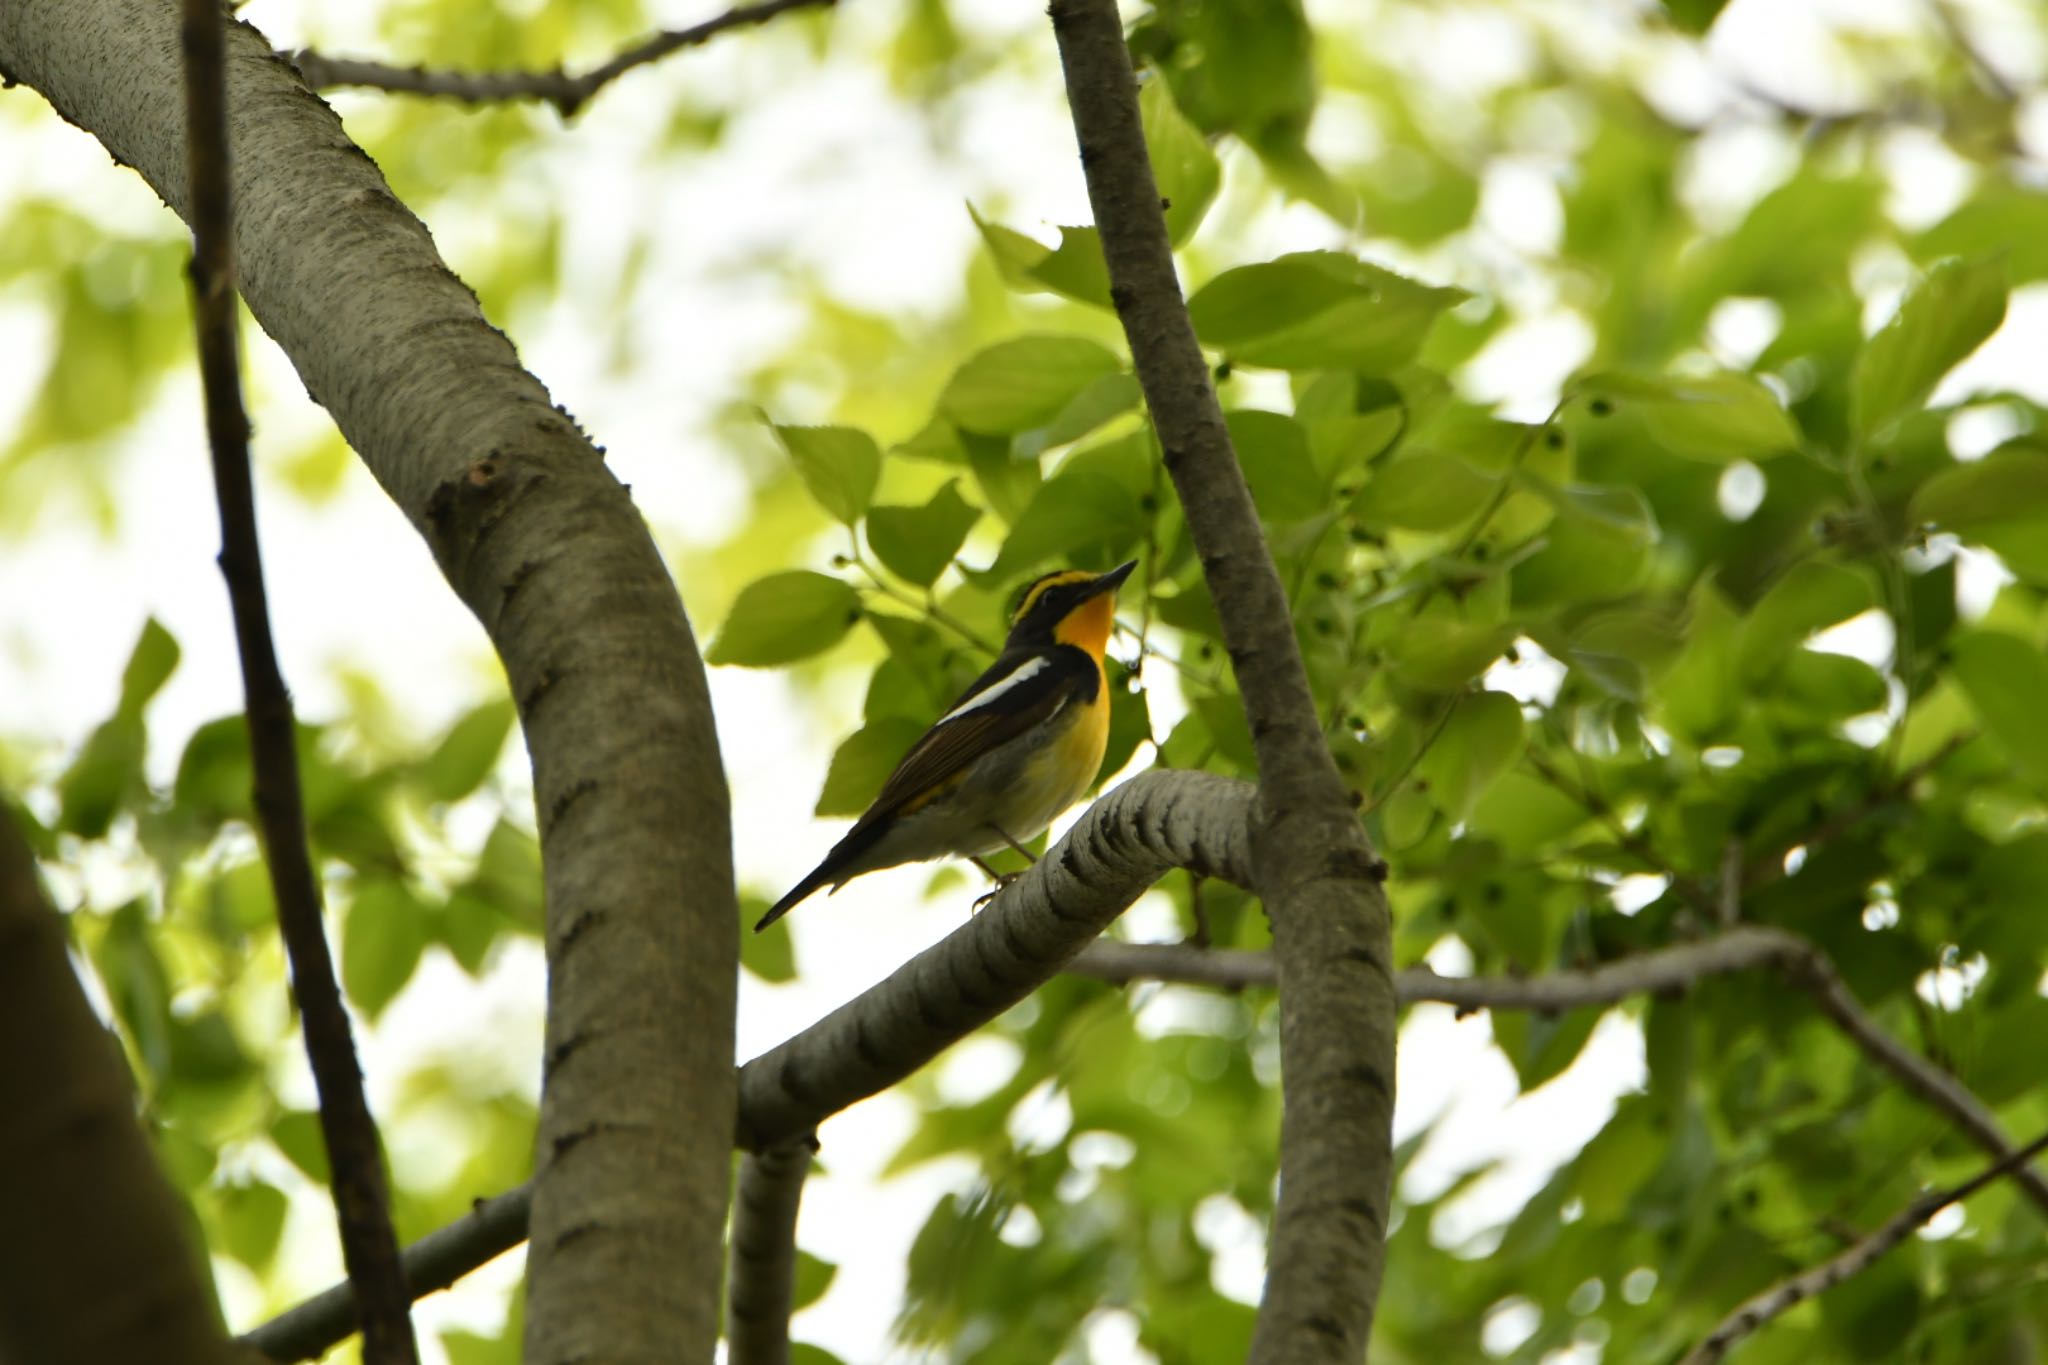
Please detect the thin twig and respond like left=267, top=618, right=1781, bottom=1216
left=179, top=2, right=415, bottom=1359
left=727, top=1141, right=816, bottom=1365
left=288, top=0, right=836, bottom=117
left=241, top=1189, right=531, bottom=1362
left=1679, top=1127, right=2048, bottom=1365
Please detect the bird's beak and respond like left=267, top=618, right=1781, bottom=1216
left=1088, top=560, right=1138, bottom=598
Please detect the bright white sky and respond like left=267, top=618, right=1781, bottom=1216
left=2, top=0, right=2043, bottom=1360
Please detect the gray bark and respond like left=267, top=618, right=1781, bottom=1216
left=0, top=4, right=738, bottom=1358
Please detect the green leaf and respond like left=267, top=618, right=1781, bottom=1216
left=270, top=1110, right=330, bottom=1184
left=708, top=572, right=863, bottom=668
left=867, top=481, right=982, bottom=587
left=774, top=424, right=883, bottom=524
left=1579, top=371, right=1801, bottom=462
left=983, top=471, right=1146, bottom=581
left=216, top=1180, right=289, bottom=1272
left=1187, top=253, right=1464, bottom=372
left=1387, top=621, right=1516, bottom=694
left=468, top=819, right=544, bottom=932
left=418, top=700, right=515, bottom=802
left=57, top=712, right=144, bottom=838
left=815, top=717, right=924, bottom=817
left=93, top=900, right=173, bottom=1076
left=1949, top=630, right=2048, bottom=789
left=738, top=895, right=796, bottom=981
left=793, top=1251, right=838, bottom=1310
left=1141, top=77, right=1221, bottom=246
left=1908, top=444, right=2048, bottom=534
left=1853, top=255, right=2008, bottom=440
left=966, top=213, right=1112, bottom=308
left=1736, top=561, right=1871, bottom=680
left=119, top=617, right=180, bottom=713
left=1510, top=481, right=1657, bottom=606
left=341, top=879, right=428, bottom=1022
left=1416, top=690, right=1525, bottom=822
left=1026, top=226, right=1112, bottom=308
left=1359, top=453, right=1498, bottom=532
left=1015, top=373, right=1143, bottom=462
left=1660, top=0, right=1729, bottom=33
left=938, top=335, right=1122, bottom=436
left=968, top=204, right=1054, bottom=288
left=1226, top=410, right=1323, bottom=521
left=173, top=715, right=253, bottom=825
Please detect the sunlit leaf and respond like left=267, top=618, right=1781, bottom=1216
left=775, top=424, right=883, bottom=525
left=1853, top=255, right=2008, bottom=440
left=708, top=572, right=863, bottom=667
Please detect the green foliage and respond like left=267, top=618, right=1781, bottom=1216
left=16, top=0, right=2048, bottom=1359
left=707, top=571, right=864, bottom=667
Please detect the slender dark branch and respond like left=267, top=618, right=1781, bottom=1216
left=179, top=2, right=414, bottom=1359
left=1787, top=949, right=2048, bottom=1214
left=288, top=0, right=837, bottom=117
left=1679, top=1127, right=2048, bottom=1365
left=241, top=1189, right=531, bottom=1362
left=243, top=905, right=2048, bottom=1358
left=1048, top=3, right=1397, bottom=1359
left=727, top=1142, right=816, bottom=1365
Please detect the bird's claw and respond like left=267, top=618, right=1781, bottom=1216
left=972, top=871, right=1022, bottom=911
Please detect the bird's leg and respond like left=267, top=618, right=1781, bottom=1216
left=989, top=823, right=1039, bottom=864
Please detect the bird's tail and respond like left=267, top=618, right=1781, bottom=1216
left=754, top=867, right=833, bottom=932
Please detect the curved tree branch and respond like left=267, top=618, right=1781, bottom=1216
left=245, top=882, right=2048, bottom=1358
left=0, top=4, right=738, bottom=1359
left=727, top=1141, right=816, bottom=1365
left=737, top=770, right=1254, bottom=1148
left=1048, top=2, right=1397, bottom=1358
left=179, top=1, right=413, bottom=1356
left=0, top=810, right=242, bottom=1365
left=242, top=1187, right=533, bottom=1363
left=288, top=0, right=835, bottom=117
left=1679, top=1127, right=2048, bottom=1365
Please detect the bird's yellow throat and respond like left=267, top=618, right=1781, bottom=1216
left=1053, top=591, right=1116, bottom=659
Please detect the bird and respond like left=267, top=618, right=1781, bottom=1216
left=756, top=559, right=1137, bottom=931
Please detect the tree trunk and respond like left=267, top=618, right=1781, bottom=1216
left=0, top=3, right=738, bottom=1358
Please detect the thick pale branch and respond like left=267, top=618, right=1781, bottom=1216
left=289, top=0, right=835, bottom=116
left=736, top=770, right=1254, bottom=1148
left=726, top=1142, right=815, bottom=1365
left=1049, top=2, right=1397, bottom=1358
left=1679, top=1127, right=2048, bottom=1365
left=0, top=813, right=240, bottom=1365
left=178, top=1, right=413, bottom=1357
left=247, top=891, right=2048, bottom=1358
left=0, top=4, right=739, bottom=1358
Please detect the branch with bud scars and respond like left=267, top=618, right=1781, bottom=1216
left=288, top=0, right=836, bottom=117
left=239, top=775, right=2047, bottom=1358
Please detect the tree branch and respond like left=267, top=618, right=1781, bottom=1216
left=736, top=770, right=1255, bottom=1148
left=242, top=1187, right=533, bottom=1362
left=1678, top=1127, right=2048, bottom=1365
left=0, top=809, right=242, bottom=1365
left=288, top=0, right=836, bottom=117
left=1070, top=930, right=2048, bottom=1214
left=178, top=1, right=415, bottom=1358
left=245, top=891, right=2048, bottom=1359
left=1048, top=2, right=1397, bottom=1358
left=726, top=1142, right=816, bottom=1365
left=1, top=4, right=741, bottom=1356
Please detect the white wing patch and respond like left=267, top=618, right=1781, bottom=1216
left=938, top=656, right=1049, bottom=725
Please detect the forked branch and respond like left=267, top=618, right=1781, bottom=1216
left=289, top=0, right=835, bottom=116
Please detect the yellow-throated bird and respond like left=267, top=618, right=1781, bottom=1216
left=756, top=560, right=1136, bottom=931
